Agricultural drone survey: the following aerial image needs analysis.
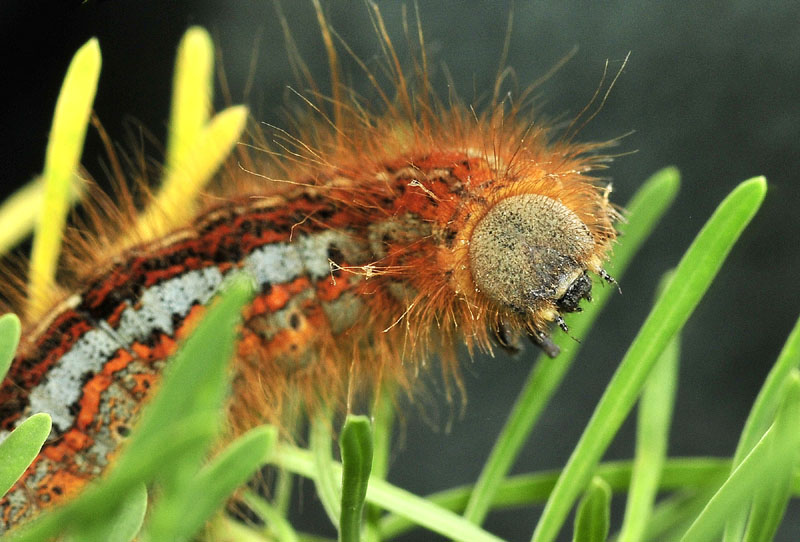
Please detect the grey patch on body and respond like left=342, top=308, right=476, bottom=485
left=115, top=266, right=224, bottom=343
left=245, top=230, right=357, bottom=288
left=26, top=328, right=121, bottom=433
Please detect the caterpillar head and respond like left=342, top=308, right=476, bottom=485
left=469, top=193, right=616, bottom=357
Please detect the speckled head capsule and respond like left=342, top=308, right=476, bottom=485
left=469, top=193, right=616, bottom=357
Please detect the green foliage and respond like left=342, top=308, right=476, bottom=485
left=339, top=415, right=373, bottom=542
left=0, top=314, right=53, bottom=503
left=0, top=414, right=51, bottom=499
left=618, top=302, right=680, bottom=542
left=0, top=314, right=20, bottom=387
left=572, top=477, right=611, bottom=542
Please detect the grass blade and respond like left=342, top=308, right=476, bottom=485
left=572, top=477, right=611, bottom=542
left=641, top=485, right=723, bottom=542
left=312, top=415, right=342, bottom=527
left=273, top=445, right=508, bottom=542
left=462, top=167, right=680, bottom=526
left=239, top=489, right=301, bottom=542
left=618, top=306, right=680, bottom=542
left=723, top=311, right=800, bottom=541
left=380, top=457, right=733, bottom=539
left=741, top=472, right=793, bottom=542
left=531, top=176, right=767, bottom=542
left=69, top=482, right=148, bottom=542
left=144, top=425, right=276, bottom=541
left=365, top=393, right=394, bottom=542
left=132, top=26, right=246, bottom=241
left=0, top=178, right=84, bottom=256
left=339, top=415, right=373, bottom=542
left=680, top=371, right=800, bottom=542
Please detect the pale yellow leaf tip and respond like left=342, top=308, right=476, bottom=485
left=167, top=26, right=215, bottom=171
left=136, top=104, right=249, bottom=241
left=0, top=177, right=87, bottom=257
left=29, top=37, right=102, bottom=319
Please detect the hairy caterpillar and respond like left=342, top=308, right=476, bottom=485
left=0, top=2, right=620, bottom=533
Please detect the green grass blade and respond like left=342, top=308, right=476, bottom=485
left=379, top=458, right=733, bottom=539
left=531, top=176, right=767, bottom=542
left=29, top=38, right=100, bottom=315
left=240, top=490, right=302, bottom=542
left=208, top=515, right=280, bottom=542
left=273, top=445, right=509, bottom=542
left=274, top=468, right=294, bottom=517
left=618, top=311, right=680, bottom=542
left=462, top=167, right=680, bottom=526
left=311, top=415, right=342, bottom=527
left=110, top=482, right=148, bottom=542
left=0, top=315, right=44, bottom=510
left=680, top=371, right=800, bottom=542
left=641, top=485, right=724, bottom=542
left=0, top=180, right=45, bottom=256
left=365, top=391, right=393, bottom=542
left=0, top=313, right=21, bottom=381
left=723, top=311, right=800, bottom=542
left=572, top=477, right=611, bottom=542
left=0, top=413, right=52, bottom=497
left=339, top=415, right=373, bottom=542
left=68, top=482, right=148, bottom=542
left=144, top=425, right=277, bottom=541
left=741, top=472, right=793, bottom=542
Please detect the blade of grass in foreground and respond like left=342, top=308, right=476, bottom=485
left=365, top=392, right=394, bottom=542
left=461, top=167, right=680, bottom=526
left=531, top=177, right=766, bottom=542
left=680, top=371, right=800, bottom=542
left=143, top=425, right=276, bottom=541
left=379, top=457, right=738, bottom=539
left=272, top=445, right=508, bottom=542
left=722, top=311, right=800, bottom=542
left=618, top=299, right=680, bottom=542
left=572, top=477, right=610, bottom=542
left=339, top=416, right=373, bottom=542
left=311, top=414, right=342, bottom=527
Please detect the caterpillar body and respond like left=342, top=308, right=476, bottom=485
left=0, top=4, right=620, bottom=533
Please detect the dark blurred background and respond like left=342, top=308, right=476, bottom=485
left=2, top=1, right=799, bottom=540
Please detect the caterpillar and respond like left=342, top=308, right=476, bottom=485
left=0, top=2, right=620, bottom=533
